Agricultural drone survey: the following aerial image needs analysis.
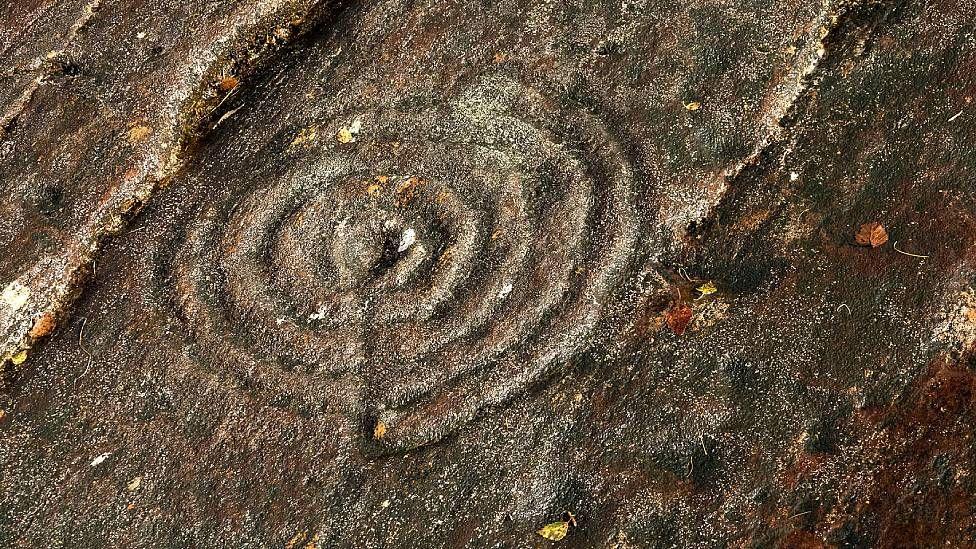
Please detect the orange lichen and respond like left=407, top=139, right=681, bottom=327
left=28, top=312, right=57, bottom=338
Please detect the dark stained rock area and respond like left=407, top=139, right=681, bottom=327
left=2, top=0, right=975, bottom=546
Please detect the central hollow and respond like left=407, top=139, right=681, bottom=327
left=330, top=208, right=417, bottom=290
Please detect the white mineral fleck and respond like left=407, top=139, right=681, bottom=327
left=498, top=282, right=513, bottom=299
left=397, top=228, right=416, bottom=252
left=309, top=304, right=328, bottom=321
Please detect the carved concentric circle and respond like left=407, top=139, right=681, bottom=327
left=170, top=77, right=638, bottom=451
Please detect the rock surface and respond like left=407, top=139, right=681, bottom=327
left=2, top=0, right=975, bottom=546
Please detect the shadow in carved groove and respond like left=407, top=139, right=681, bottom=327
left=168, top=76, right=642, bottom=453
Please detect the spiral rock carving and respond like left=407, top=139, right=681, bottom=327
left=171, top=77, right=638, bottom=452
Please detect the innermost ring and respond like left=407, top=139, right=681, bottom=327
left=330, top=206, right=423, bottom=291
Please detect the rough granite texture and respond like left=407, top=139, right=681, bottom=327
left=1, top=0, right=975, bottom=546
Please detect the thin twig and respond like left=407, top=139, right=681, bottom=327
left=213, top=103, right=244, bottom=129
left=893, top=240, right=929, bottom=259
left=948, top=110, right=964, bottom=122
left=836, top=303, right=851, bottom=315
left=75, top=317, right=93, bottom=384
left=679, top=267, right=699, bottom=283
left=788, top=510, right=812, bottom=520
left=207, top=85, right=240, bottom=119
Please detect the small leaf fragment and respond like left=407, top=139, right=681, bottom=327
left=665, top=303, right=693, bottom=335
left=373, top=421, right=387, bottom=439
left=537, top=521, right=570, bottom=541
left=855, top=221, right=888, bottom=248
left=286, top=531, right=308, bottom=549
left=127, top=476, right=142, bottom=492
left=336, top=117, right=362, bottom=144
left=218, top=76, right=239, bottom=92
left=696, top=281, right=718, bottom=297
left=684, top=101, right=701, bottom=111
left=336, top=128, right=354, bottom=144
left=290, top=126, right=318, bottom=149
left=10, top=350, right=28, bottom=365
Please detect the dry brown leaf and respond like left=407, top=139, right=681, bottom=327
left=855, top=221, right=888, bottom=247
left=665, top=303, right=693, bottom=335
left=218, top=76, right=239, bottom=92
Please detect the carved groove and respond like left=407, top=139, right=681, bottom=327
left=167, top=77, right=639, bottom=452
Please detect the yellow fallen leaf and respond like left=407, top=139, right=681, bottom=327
left=10, top=350, right=28, bottom=365
left=127, top=476, right=142, bottom=491
left=684, top=101, right=701, bottom=111
left=304, top=533, right=320, bottom=549
left=286, top=531, right=307, bottom=549
left=537, top=521, right=570, bottom=541
left=336, top=117, right=362, bottom=144
left=290, top=127, right=318, bottom=148
left=373, top=421, right=387, bottom=439
left=696, top=281, right=718, bottom=297
left=336, top=128, right=354, bottom=144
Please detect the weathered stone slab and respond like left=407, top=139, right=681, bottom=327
left=1, top=0, right=975, bottom=546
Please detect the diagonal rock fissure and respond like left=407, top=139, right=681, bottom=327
left=686, top=0, right=908, bottom=242
left=0, top=0, right=353, bottom=372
